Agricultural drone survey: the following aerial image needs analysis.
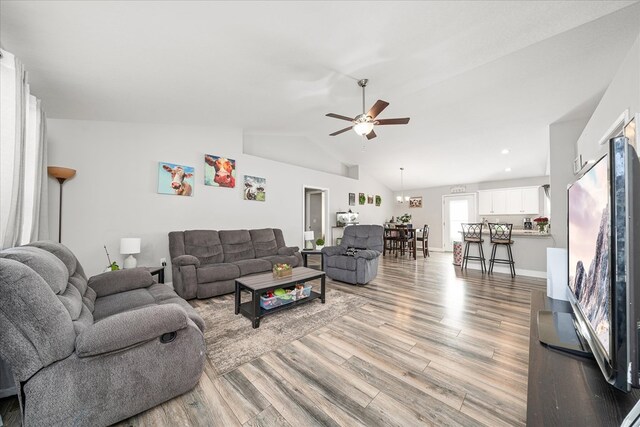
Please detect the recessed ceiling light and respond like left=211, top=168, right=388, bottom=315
left=505, top=167, right=512, bottom=172
left=501, top=149, right=510, bottom=155
left=587, top=159, right=596, bottom=164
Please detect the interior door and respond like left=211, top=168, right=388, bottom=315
left=443, top=194, right=477, bottom=252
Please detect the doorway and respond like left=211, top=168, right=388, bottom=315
left=442, top=193, right=477, bottom=252
left=302, top=186, right=329, bottom=248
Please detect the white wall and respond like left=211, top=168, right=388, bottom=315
left=549, top=117, right=589, bottom=248
left=47, top=119, right=393, bottom=279
left=576, top=34, right=640, bottom=162
left=392, top=176, right=549, bottom=249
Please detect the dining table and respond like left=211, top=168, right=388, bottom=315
left=383, top=226, right=417, bottom=259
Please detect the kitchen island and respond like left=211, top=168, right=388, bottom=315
left=458, top=230, right=556, bottom=278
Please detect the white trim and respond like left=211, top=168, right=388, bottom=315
left=598, top=109, right=629, bottom=145
left=301, top=185, right=330, bottom=248
left=428, top=246, right=445, bottom=253
left=462, top=263, right=546, bottom=279
left=441, top=192, right=478, bottom=252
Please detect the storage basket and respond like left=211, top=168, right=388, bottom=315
left=260, top=285, right=313, bottom=310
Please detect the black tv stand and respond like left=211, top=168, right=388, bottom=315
left=527, top=290, right=640, bottom=425
left=537, top=310, right=593, bottom=358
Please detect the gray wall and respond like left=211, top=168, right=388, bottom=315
left=549, top=117, right=589, bottom=248
left=47, top=119, right=394, bottom=278
left=576, top=34, right=639, bottom=163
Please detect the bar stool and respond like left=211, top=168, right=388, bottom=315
left=461, top=223, right=486, bottom=273
left=488, top=223, right=515, bottom=278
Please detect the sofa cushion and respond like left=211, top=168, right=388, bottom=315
left=220, top=230, right=255, bottom=262
left=232, top=259, right=272, bottom=276
left=326, top=255, right=357, bottom=271
left=93, top=289, right=155, bottom=322
left=184, top=230, right=224, bottom=264
left=261, top=255, right=300, bottom=268
left=28, top=241, right=83, bottom=278
left=197, top=263, right=240, bottom=284
left=0, top=246, right=69, bottom=294
left=250, top=229, right=278, bottom=258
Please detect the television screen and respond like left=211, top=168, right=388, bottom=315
left=568, top=155, right=611, bottom=358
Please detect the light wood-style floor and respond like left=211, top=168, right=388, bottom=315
left=0, top=252, right=546, bottom=426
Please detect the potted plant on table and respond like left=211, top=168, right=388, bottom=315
left=315, top=237, right=325, bottom=250
left=398, top=213, right=412, bottom=224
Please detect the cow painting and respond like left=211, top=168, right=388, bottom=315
left=244, top=175, right=266, bottom=202
left=204, top=154, right=236, bottom=188
left=158, top=162, right=194, bottom=196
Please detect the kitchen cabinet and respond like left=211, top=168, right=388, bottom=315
left=478, top=189, right=507, bottom=215
left=478, top=186, right=541, bottom=215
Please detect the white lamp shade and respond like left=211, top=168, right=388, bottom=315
left=303, top=231, right=315, bottom=240
left=120, top=238, right=141, bottom=254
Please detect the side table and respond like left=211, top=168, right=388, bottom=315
left=144, top=266, right=165, bottom=284
left=301, top=250, right=324, bottom=271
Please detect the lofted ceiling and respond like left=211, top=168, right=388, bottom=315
left=1, top=1, right=639, bottom=190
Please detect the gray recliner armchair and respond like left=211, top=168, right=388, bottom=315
left=0, top=241, right=206, bottom=427
left=321, top=225, right=384, bottom=285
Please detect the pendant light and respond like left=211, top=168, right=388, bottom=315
left=396, top=167, right=410, bottom=203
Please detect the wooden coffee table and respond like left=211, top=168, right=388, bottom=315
left=234, top=267, right=326, bottom=328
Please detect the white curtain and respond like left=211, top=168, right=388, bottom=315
left=0, top=49, right=48, bottom=249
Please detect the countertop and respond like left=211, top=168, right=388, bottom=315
left=457, top=229, right=551, bottom=237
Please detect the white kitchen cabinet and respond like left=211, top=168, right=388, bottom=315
left=521, top=187, right=540, bottom=214
left=478, top=191, right=493, bottom=215
left=478, top=186, right=541, bottom=215
left=478, top=189, right=507, bottom=214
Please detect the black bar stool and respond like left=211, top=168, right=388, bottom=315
left=461, top=223, right=486, bottom=273
left=488, top=223, right=516, bottom=278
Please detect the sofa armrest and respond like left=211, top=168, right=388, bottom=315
left=88, top=268, right=154, bottom=297
left=321, top=246, right=346, bottom=257
left=354, top=249, right=381, bottom=260
left=172, top=254, right=201, bottom=268
left=277, top=246, right=299, bottom=256
left=75, top=304, right=189, bottom=358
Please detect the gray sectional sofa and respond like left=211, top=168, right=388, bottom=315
left=169, top=228, right=303, bottom=299
left=0, top=241, right=206, bottom=427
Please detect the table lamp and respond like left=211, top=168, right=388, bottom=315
left=120, top=238, right=141, bottom=269
left=303, top=231, right=314, bottom=250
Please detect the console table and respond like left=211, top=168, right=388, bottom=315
left=527, top=290, right=640, bottom=425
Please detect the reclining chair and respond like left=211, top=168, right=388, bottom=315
left=0, top=241, right=206, bottom=427
left=321, top=225, right=383, bottom=285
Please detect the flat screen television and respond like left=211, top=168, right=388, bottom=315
left=565, top=136, right=640, bottom=391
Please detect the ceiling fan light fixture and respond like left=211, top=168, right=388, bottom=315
left=353, top=120, right=374, bottom=136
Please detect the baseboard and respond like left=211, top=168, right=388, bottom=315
left=427, top=247, right=445, bottom=253
left=462, top=263, right=546, bottom=279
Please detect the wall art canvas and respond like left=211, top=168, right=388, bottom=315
left=375, top=195, right=382, bottom=206
left=158, top=162, right=194, bottom=196
left=244, top=175, right=266, bottom=201
left=204, top=154, right=236, bottom=188
left=409, top=196, right=423, bottom=208
left=358, top=193, right=365, bottom=205
left=349, top=193, right=355, bottom=206
left=367, top=195, right=374, bottom=204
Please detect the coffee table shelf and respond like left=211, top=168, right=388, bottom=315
left=238, top=290, right=322, bottom=319
left=234, top=267, right=326, bottom=328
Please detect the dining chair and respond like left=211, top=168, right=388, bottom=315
left=416, top=224, right=430, bottom=257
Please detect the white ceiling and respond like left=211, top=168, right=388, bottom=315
left=2, top=1, right=639, bottom=190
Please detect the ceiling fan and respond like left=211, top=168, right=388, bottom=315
left=326, top=79, right=410, bottom=140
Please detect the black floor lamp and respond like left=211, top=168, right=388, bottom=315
left=47, top=166, right=76, bottom=243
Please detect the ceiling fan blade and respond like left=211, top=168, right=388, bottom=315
left=366, top=130, right=377, bottom=140
left=326, top=113, right=354, bottom=122
left=329, top=126, right=353, bottom=136
left=376, top=118, right=410, bottom=125
left=367, top=100, right=389, bottom=119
